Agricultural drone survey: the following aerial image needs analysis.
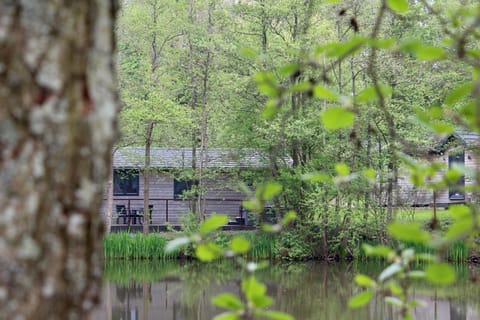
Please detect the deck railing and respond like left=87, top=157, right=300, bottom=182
left=105, top=197, right=243, bottom=226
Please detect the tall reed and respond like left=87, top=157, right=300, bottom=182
left=103, top=232, right=181, bottom=260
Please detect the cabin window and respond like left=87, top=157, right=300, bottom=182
left=113, top=169, right=139, bottom=196
left=174, top=179, right=192, bottom=199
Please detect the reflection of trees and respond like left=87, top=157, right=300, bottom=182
left=105, top=260, right=480, bottom=320
left=449, top=298, right=467, bottom=320
left=259, top=262, right=372, bottom=320
left=176, top=261, right=238, bottom=309
left=142, top=283, right=151, bottom=320
left=105, top=260, right=180, bottom=284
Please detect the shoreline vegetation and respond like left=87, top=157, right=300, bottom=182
left=103, top=209, right=474, bottom=262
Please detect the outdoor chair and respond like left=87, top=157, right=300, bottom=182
left=115, top=205, right=127, bottom=224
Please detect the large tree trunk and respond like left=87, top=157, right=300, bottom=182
left=0, top=1, right=118, bottom=319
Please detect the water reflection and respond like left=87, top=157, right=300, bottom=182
left=94, top=261, right=480, bottom=320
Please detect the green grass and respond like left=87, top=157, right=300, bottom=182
left=212, top=231, right=278, bottom=259
left=404, top=241, right=469, bottom=262
left=395, top=208, right=452, bottom=221
left=356, top=240, right=469, bottom=263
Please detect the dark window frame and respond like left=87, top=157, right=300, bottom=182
left=448, top=151, right=465, bottom=200
left=173, top=178, right=192, bottom=199
left=113, top=168, right=140, bottom=196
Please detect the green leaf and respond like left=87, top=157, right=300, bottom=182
left=387, top=221, right=430, bottom=244
left=379, top=263, right=402, bottom=282
left=363, top=168, right=376, bottom=180
left=321, top=107, right=354, bottom=130
left=288, top=81, right=311, bottom=93
left=445, top=82, right=473, bottom=106
left=356, top=86, right=377, bottom=103
left=212, top=293, right=244, bottom=311
left=278, top=63, right=299, bottom=77
left=258, top=83, right=280, bottom=97
left=389, top=281, right=403, bottom=296
left=255, top=72, right=279, bottom=98
left=385, top=297, right=403, bottom=307
left=165, top=237, right=190, bottom=253
left=348, top=290, right=373, bottom=308
left=408, top=300, right=427, bottom=308
left=282, top=210, right=297, bottom=225
left=369, top=38, right=396, bottom=49
left=415, top=46, right=445, bottom=61
left=425, top=263, right=456, bottom=285
left=213, top=312, right=239, bottom=320
left=262, top=181, right=283, bottom=200
left=302, top=172, right=331, bottom=183
left=386, top=0, right=408, bottom=14
left=257, top=311, right=294, bottom=320
left=362, top=244, right=393, bottom=257
left=432, top=122, right=455, bottom=134
left=444, top=168, right=463, bottom=184
left=230, top=236, right=251, bottom=254
left=354, top=274, right=376, bottom=288
left=199, top=215, right=229, bottom=235
left=242, top=276, right=267, bottom=301
left=262, top=100, right=280, bottom=119
left=428, top=106, right=444, bottom=119
left=251, top=295, right=273, bottom=308
left=446, top=219, right=472, bottom=240
left=335, top=163, right=350, bottom=176
left=407, top=270, right=426, bottom=279
left=404, top=314, right=413, bottom=320
left=356, top=84, right=392, bottom=103
left=196, top=242, right=222, bottom=262
left=450, top=205, right=471, bottom=219
left=313, top=85, right=338, bottom=101
left=242, top=199, right=263, bottom=213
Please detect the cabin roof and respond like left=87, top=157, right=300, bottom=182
left=114, top=147, right=289, bottom=169
left=429, top=131, right=480, bottom=154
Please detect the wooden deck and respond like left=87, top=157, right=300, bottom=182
left=104, top=197, right=245, bottom=225
left=110, top=224, right=256, bottom=232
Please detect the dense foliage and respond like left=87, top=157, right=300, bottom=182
left=117, top=0, right=473, bottom=250
left=117, top=0, right=480, bottom=319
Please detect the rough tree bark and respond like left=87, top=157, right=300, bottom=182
left=0, top=1, right=118, bottom=319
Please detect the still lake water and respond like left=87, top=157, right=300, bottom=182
left=93, top=260, right=480, bottom=320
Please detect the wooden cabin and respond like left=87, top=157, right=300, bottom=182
left=101, top=148, right=278, bottom=230
left=395, top=131, right=480, bottom=208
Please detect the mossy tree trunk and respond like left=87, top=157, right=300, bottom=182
left=0, top=1, right=118, bottom=319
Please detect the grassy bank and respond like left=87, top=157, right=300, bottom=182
left=103, top=208, right=471, bottom=262
left=103, top=230, right=470, bottom=262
